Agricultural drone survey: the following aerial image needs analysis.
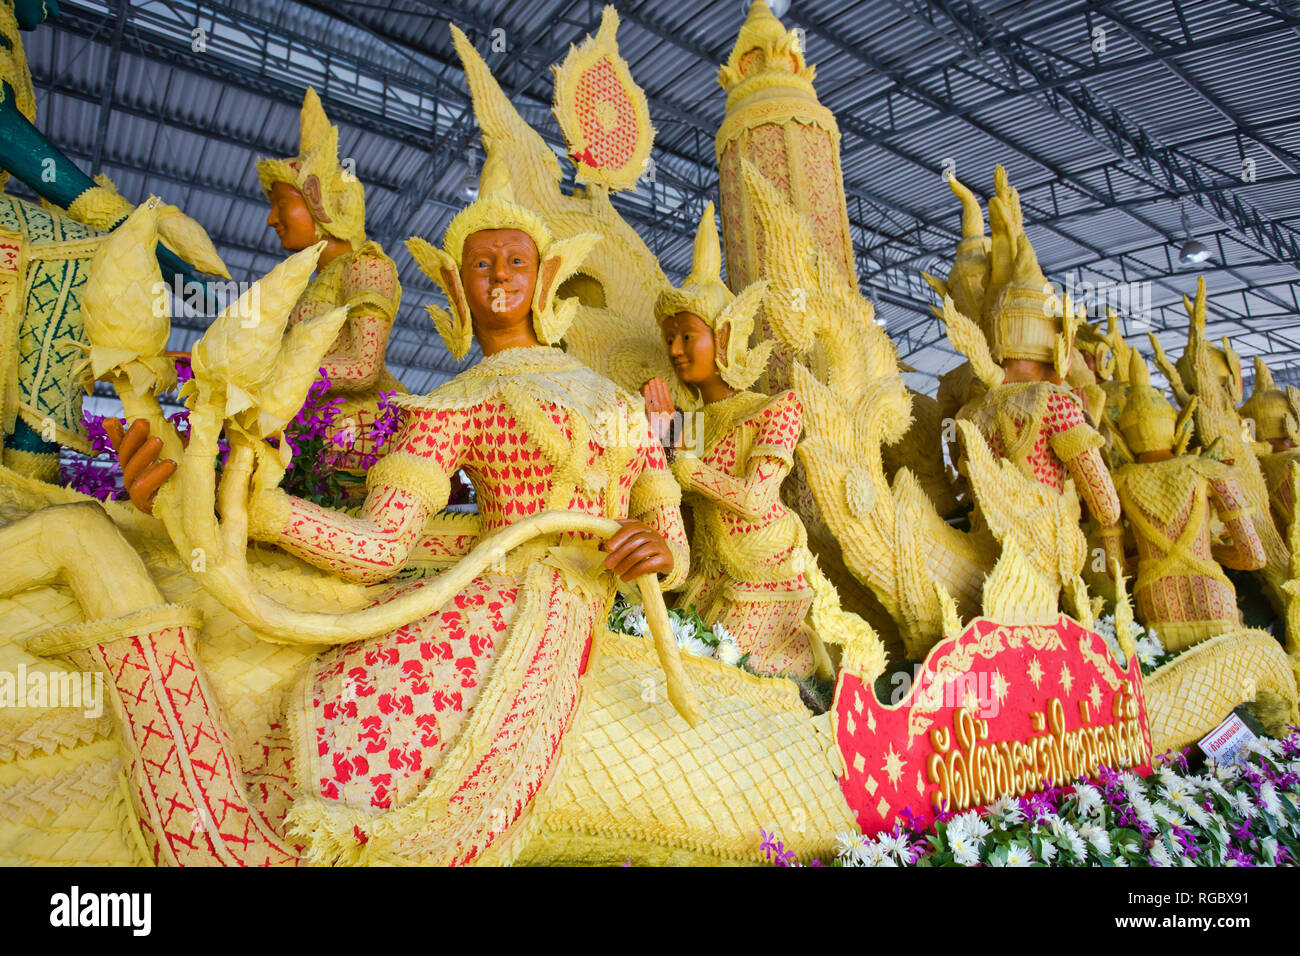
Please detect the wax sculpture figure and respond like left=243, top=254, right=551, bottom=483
left=256, top=88, right=405, bottom=472
left=96, top=171, right=689, bottom=865
left=1111, top=353, right=1266, bottom=650
left=641, top=204, right=865, bottom=680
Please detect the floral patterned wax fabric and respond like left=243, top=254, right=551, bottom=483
left=255, top=346, right=688, bottom=865
left=671, top=390, right=818, bottom=678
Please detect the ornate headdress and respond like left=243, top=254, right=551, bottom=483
left=1119, top=351, right=1191, bottom=456
left=983, top=167, right=1074, bottom=370
left=1175, top=279, right=1244, bottom=404
left=1239, top=356, right=1300, bottom=443
left=923, top=174, right=990, bottom=333
left=257, top=88, right=366, bottom=247
left=405, top=152, right=597, bottom=360
left=654, top=202, right=771, bottom=390
left=931, top=167, right=1078, bottom=382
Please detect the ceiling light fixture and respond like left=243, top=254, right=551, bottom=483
left=1177, top=204, right=1211, bottom=267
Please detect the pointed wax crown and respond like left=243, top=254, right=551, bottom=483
left=984, top=168, right=1060, bottom=366
left=718, top=0, right=813, bottom=92
left=1239, top=355, right=1300, bottom=442
left=256, top=88, right=366, bottom=246
left=440, top=150, right=555, bottom=267
left=654, top=203, right=772, bottom=390
left=1119, top=351, right=1179, bottom=455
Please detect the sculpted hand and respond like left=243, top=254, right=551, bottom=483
left=104, top=418, right=176, bottom=516
left=640, top=377, right=681, bottom=449
left=600, top=518, right=674, bottom=582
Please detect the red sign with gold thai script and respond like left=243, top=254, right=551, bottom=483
left=833, top=616, right=1151, bottom=836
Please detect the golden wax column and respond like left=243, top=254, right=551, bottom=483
left=714, top=4, right=902, bottom=651
left=715, top=1, right=857, bottom=313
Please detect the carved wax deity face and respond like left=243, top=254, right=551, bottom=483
left=460, top=229, right=540, bottom=334
left=1001, top=357, right=1059, bottom=384
left=1269, top=437, right=1296, bottom=453
left=266, top=181, right=319, bottom=252
left=663, top=312, right=725, bottom=389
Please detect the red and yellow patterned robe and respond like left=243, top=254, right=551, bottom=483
left=671, top=389, right=819, bottom=678
left=246, top=345, right=687, bottom=864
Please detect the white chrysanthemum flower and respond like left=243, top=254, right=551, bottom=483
left=1136, top=636, right=1162, bottom=668
left=834, top=830, right=866, bottom=862
left=1149, top=841, right=1173, bottom=867
left=1113, top=856, right=1129, bottom=867
left=947, top=830, right=973, bottom=862
left=879, top=832, right=914, bottom=864
left=1186, top=802, right=1212, bottom=829
left=1052, top=820, right=1087, bottom=862
left=858, top=840, right=896, bottom=867
left=1094, top=615, right=1116, bottom=639
left=1260, top=782, right=1283, bottom=818
left=1202, top=774, right=1233, bottom=801
left=677, top=634, right=713, bottom=658
left=1153, top=802, right=1186, bottom=828
left=949, top=810, right=991, bottom=843
left=987, top=796, right=1025, bottom=826
left=711, top=622, right=735, bottom=645
left=1244, top=737, right=1272, bottom=759
left=1038, top=840, right=1058, bottom=864
left=985, top=796, right=1016, bottom=818
left=1210, top=760, right=1239, bottom=783
left=1261, top=836, right=1280, bottom=865
left=1155, top=765, right=1182, bottom=789
left=622, top=606, right=648, bottom=636
left=952, top=841, right=981, bottom=867
left=1158, top=781, right=1195, bottom=813
left=1070, top=782, right=1104, bottom=819
left=1233, top=791, right=1258, bottom=819
left=716, top=641, right=743, bottom=667
left=669, top=615, right=697, bottom=644
left=1078, top=820, right=1111, bottom=857
left=1001, top=843, right=1033, bottom=867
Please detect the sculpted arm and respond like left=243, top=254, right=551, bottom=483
left=671, top=453, right=788, bottom=523
left=1048, top=396, right=1121, bottom=526
left=249, top=406, right=465, bottom=584
left=670, top=391, right=800, bottom=523
left=318, top=250, right=400, bottom=392
left=628, top=425, right=691, bottom=590
left=1208, top=474, right=1266, bottom=571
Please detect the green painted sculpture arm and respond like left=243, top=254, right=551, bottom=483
left=0, top=90, right=203, bottom=285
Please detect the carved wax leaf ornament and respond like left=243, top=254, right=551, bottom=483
left=552, top=6, right=655, bottom=192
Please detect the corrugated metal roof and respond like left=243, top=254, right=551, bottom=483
left=18, top=0, right=1300, bottom=394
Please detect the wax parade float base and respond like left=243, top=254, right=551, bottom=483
left=1, top=2, right=1297, bottom=867
left=1, top=451, right=1289, bottom=867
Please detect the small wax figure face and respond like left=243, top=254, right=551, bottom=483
left=1269, top=437, right=1296, bottom=453
left=661, top=312, right=733, bottom=404
left=1001, top=357, right=1062, bottom=385
left=266, top=182, right=319, bottom=252
left=460, top=229, right=542, bottom=353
